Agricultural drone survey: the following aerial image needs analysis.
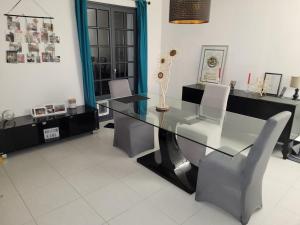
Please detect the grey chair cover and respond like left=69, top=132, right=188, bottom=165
left=108, top=79, right=154, bottom=157
left=177, top=83, right=230, bottom=166
left=195, top=111, right=291, bottom=225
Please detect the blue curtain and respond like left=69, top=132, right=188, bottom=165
left=75, top=0, right=96, bottom=108
left=136, top=0, right=148, bottom=94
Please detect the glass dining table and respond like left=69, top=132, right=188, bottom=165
left=99, top=93, right=266, bottom=193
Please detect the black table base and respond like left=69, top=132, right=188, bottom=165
left=137, top=128, right=198, bottom=194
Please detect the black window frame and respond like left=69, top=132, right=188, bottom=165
left=88, top=1, right=138, bottom=100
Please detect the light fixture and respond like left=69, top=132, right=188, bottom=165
left=169, top=0, right=211, bottom=24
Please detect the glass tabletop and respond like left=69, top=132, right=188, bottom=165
left=100, top=94, right=267, bottom=157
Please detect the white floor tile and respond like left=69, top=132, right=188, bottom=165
left=0, top=170, right=19, bottom=199
left=262, top=206, right=300, bottom=225
left=108, top=202, right=177, bottom=225
left=22, top=220, right=37, bottom=225
left=22, top=179, right=80, bottom=218
left=66, top=164, right=117, bottom=195
left=182, top=203, right=241, bottom=225
left=2, top=127, right=300, bottom=225
left=278, top=186, right=300, bottom=215
left=0, top=194, right=33, bottom=225
left=148, top=186, right=202, bottom=224
left=121, top=168, right=170, bottom=199
left=47, top=151, right=104, bottom=177
left=99, top=158, right=142, bottom=179
left=262, top=178, right=292, bottom=209
left=7, top=163, right=62, bottom=195
left=84, top=181, right=142, bottom=221
left=36, top=199, right=105, bottom=225
left=38, top=142, right=80, bottom=162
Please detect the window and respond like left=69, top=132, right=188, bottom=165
left=87, top=2, right=137, bottom=99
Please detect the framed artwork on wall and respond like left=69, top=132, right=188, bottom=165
left=263, top=73, right=282, bottom=96
left=198, top=45, right=229, bottom=84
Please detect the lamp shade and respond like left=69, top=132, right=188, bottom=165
left=169, top=0, right=211, bottom=24
left=290, top=76, right=300, bottom=89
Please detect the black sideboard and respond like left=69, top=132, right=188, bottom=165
left=0, top=105, right=99, bottom=155
left=182, top=84, right=300, bottom=159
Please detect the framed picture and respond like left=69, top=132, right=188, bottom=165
left=32, top=104, right=66, bottom=118
left=263, top=73, right=282, bottom=96
left=198, top=45, right=229, bottom=84
left=97, top=100, right=110, bottom=117
left=32, top=107, right=47, bottom=118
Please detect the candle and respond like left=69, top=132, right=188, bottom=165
left=248, top=73, right=251, bottom=84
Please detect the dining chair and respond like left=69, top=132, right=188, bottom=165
left=195, top=111, right=291, bottom=225
left=108, top=79, right=154, bottom=157
left=177, top=83, right=230, bottom=166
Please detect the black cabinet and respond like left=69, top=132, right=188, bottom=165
left=182, top=84, right=300, bottom=159
left=0, top=106, right=99, bottom=155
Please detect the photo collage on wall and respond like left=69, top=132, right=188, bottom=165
left=5, top=16, right=61, bottom=64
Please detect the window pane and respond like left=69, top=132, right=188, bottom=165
left=114, top=12, right=124, bottom=28
left=116, top=47, right=126, bottom=62
left=91, top=47, right=98, bottom=63
left=115, top=30, right=125, bottom=45
left=101, top=81, right=110, bottom=95
left=93, top=64, right=100, bottom=80
left=94, top=82, right=101, bottom=96
left=100, top=64, right=111, bottom=79
left=87, top=9, right=96, bottom=26
left=126, top=14, right=134, bottom=29
left=98, top=29, right=110, bottom=45
left=127, top=47, right=134, bottom=61
left=97, top=10, right=109, bottom=27
left=89, top=29, right=97, bottom=45
left=99, top=47, right=110, bottom=63
left=116, top=63, right=126, bottom=78
left=128, top=63, right=135, bottom=76
left=128, top=77, right=135, bottom=91
left=127, top=31, right=134, bottom=45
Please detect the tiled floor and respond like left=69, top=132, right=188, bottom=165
left=1, top=124, right=300, bottom=225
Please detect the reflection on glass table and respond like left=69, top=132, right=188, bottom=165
left=99, top=94, right=266, bottom=193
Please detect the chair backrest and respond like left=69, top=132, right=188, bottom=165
left=201, top=83, right=230, bottom=111
left=242, top=111, right=291, bottom=188
left=108, top=79, right=132, bottom=98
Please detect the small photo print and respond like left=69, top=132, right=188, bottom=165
left=17, top=54, right=25, bottom=63
left=14, top=31, right=23, bottom=42
left=34, top=107, right=46, bottom=116
left=49, top=33, right=60, bottom=44
left=28, top=43, right=39, bottom=52
left=54, top=104, right=66, bottom=113
left=45, top=105, right=55, bottom=114
left=42, top=52, right=53, bottom=62
left=45, top=44, right=55, bottom=52
left=26, top=19, right=38, bottom=31
left=54, top=56, right=61, bottom=63
left=43, top=22, right=53, bottom=32
left=36, top=55, right=41, bottom=63
left=27, top=53, right=35, bottom=63
left=6, top=51, right=17, bottom=63
left=7, top=16, right=21, bottom=31
left=9, top=42, right=22, bottom=52
left=32, top=32, right=41, bottom=43
left=25, top=32, right=34, bottom=43
left=41, top=31, right=49, bottom=43
left=6, top=32, right=14, bottom=42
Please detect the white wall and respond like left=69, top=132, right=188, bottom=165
left=0, top=0, right=84, bottom=116
left=161, top=0, right=300, bottom=99
left=0, top=0, right=162, bottom=116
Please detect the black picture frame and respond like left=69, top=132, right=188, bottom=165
left=263, top=73, right=282, bottom=96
